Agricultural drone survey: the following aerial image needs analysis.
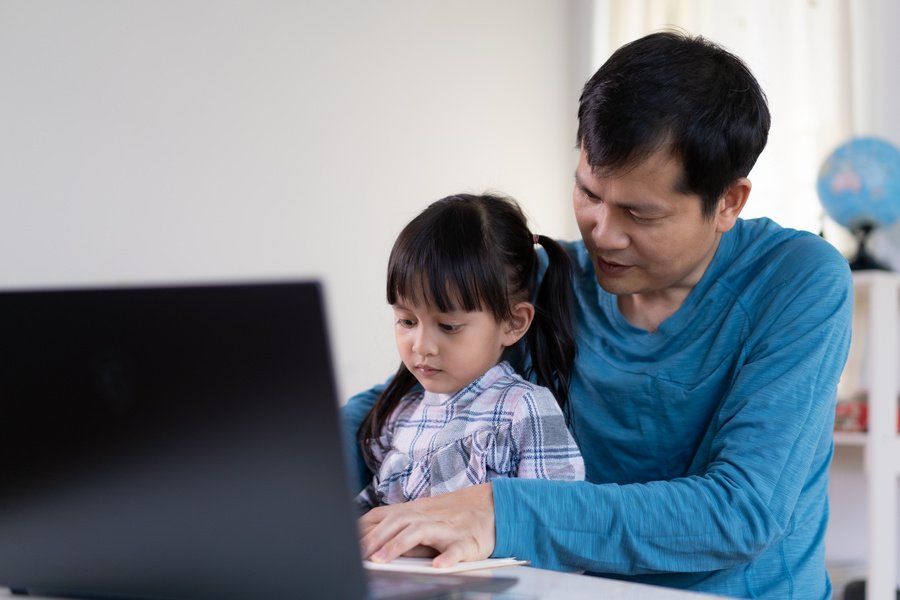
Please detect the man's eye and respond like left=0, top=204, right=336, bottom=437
left=580, top=189, right=601, bottom=203
left=630, top=212, right=659, bottom=223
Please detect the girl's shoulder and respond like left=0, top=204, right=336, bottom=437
left=485, top=362, right=565, bottom=416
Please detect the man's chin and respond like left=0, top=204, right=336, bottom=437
left=594, top=270, right=636, bottom=295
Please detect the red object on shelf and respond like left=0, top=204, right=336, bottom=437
left=834, top=392, right=900, bottom=433
left=834, top=396, right=868, bottom=432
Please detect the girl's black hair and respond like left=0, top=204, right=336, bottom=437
left=357, top=193, right=576, bottom=471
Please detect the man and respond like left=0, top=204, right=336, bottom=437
left=343, top=31, right=852, bottom=599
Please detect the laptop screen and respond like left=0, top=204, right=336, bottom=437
left=0, top=281, right=368, bottom=600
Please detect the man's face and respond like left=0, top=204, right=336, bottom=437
left=573, top=148, right=728, bottom=306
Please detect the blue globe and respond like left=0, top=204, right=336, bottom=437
left=817, top=136, right=900, bottom=232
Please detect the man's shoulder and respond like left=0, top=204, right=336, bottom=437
left=729, top=218, right=850, bottom=283
left=721, top=219, right=852, bottom=324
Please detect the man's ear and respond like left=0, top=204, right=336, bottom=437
left=715, top=177, right=751, bottom=233
left=501, top=302, right=535, bottom=347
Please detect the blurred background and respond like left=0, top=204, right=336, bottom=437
left=6, top=0, right=899, bottom=397
left=2, top=1, right=899, bottom=593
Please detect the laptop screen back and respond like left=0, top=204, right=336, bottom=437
left=0, top=281, right=368, bottom=600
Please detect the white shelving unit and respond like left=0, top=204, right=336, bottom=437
left=834, top=270, right=900, bottom=599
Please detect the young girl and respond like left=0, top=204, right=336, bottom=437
left=356, top=193, right=584, bottom=510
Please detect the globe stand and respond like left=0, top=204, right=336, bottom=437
left=849, top=223, right=891, bottom=271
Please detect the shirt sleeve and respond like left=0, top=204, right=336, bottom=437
left=341, top=383, right=386, bottom=493
left=492, top=246, right=853, bottom=574
left=511, top=388, right=585, bottom=481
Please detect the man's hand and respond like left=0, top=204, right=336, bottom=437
left=359, top=483, right=495, bottom=568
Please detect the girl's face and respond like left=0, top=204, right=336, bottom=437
left=391, top=298, right=521, bottom=395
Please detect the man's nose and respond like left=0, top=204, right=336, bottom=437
left=591, top=205, right=630, bottom=250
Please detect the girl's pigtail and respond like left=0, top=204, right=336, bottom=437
left=357, top=365, right=419, bottom=472
left=527, top=235, right=576, bottom=417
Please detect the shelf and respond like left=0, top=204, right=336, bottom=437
left=833, top=431, right=900, bottom=475
left=837, top=270, right=900, bottom=599
left=833, top=430, right=867, bottom=446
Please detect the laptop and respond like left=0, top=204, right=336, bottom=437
left=0, top=281, right=517, bottom=600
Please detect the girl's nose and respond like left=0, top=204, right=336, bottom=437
left=412, top=327, right=438, bottom=357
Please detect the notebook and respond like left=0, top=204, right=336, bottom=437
left=0, top=281, right=517, bottom=600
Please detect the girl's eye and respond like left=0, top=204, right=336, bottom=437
left=397, top=318, right=416, bottom=328
left=439, top=323, right=461, bottom=333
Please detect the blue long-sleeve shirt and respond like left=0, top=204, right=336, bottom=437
left=342, top=218, right=853, bottom=599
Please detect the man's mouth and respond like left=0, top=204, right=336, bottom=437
left=596, top=257, right=632, bottom=275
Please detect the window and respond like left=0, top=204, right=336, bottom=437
left=587, top=0, right=866, bottom=254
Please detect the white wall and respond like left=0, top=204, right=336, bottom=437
left=0, top=1, right=584, bottom=399
left=857, top=0, right=900, bottom=268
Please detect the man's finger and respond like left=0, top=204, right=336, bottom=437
left=359, top=509, right=411, bottom=559
left=370, top=520, right=429, bottom=563
left=431, top=541, right=471, bottom=569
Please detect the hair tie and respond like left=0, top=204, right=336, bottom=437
left=532, top=233, right=540, bottom=245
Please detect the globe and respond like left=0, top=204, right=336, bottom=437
left=817, top=136, right=900, bottom=270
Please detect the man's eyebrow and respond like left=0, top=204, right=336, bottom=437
left=574, top=171, right=667, bottom=214
left=573, top=172, right=599, bottom=196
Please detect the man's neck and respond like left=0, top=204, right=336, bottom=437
left=617, top=233, right=725, bottom=332
left=617, top=290, right=690, bottom=333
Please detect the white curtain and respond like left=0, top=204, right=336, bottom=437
left=587, top=0, right=864, bottom=252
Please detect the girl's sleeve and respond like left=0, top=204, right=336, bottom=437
left=511, top=388, right=585, bottom=481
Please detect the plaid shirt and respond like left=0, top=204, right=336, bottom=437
left=357, top=361, right=584, bottom=510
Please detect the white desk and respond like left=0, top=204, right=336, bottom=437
left=2, top=567, right=736, bottom=600
left=483, top=566, right=735, bottom=599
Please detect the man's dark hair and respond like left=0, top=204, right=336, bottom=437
left=576, top=30, right=771, bottom=217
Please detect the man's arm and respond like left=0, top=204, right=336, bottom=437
left=492, top=247, right=853, bottom=574
left=341, top=384, right=385, bottom=493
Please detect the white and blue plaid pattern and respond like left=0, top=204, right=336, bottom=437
left=358, top=362, right=584, bottom=510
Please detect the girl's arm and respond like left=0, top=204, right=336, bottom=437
left=511, top=388, right=584, bottom=481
